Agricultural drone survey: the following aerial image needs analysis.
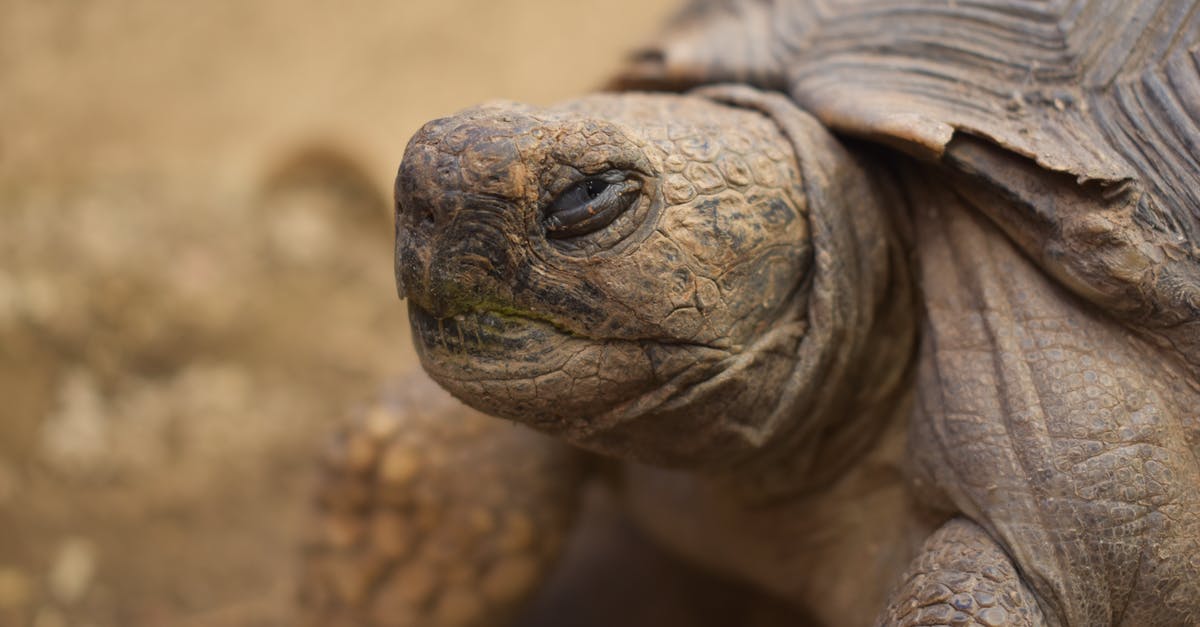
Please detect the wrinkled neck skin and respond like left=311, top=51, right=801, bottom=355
left=628, top=86, right=916, bottom=497
left=395, top=84, right=918, bottom=503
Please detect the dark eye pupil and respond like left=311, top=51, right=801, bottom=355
left=542, top=170, right=640, bottom=239
left=584, top=179, right=609, bottom=198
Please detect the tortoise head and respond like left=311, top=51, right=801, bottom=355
left=395, top=87, right=911, bottom=473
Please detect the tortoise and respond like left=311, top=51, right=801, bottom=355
left=302, top=1, right=1200, bottom=625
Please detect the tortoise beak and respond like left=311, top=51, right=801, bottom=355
left=393, top=113, right=533, bottom=317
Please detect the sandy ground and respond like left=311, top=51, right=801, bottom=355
left=0, top=1, right=678, bottom=625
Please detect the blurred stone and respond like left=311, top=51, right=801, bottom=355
left=39, top=370, right=110, bottom=478
left=49, top=537, right=97, bottom=605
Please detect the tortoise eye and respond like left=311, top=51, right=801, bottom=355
left=583, top=178, right=610, bottom=198
left=544, top=171, right=641, bottom=239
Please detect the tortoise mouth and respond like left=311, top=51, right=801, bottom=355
left=406, top=303, right=732, bottom=435
left=408, top=303, right=635, bottom=427
left=408, top=304, right=576, bottom=368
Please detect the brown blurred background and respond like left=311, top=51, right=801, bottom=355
left=0, top=1, right=677, bottom=625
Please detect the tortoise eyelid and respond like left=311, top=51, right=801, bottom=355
left=543, top=174, right=641, bottom=239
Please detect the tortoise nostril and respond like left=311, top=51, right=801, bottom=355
left=396, top=199, right=436, bottom=228
left=418, top=203, right=435, bottom=226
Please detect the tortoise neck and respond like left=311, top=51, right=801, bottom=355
left=694, top=103, right=919, bottom=499
left=718, top=200, right=918, bottom=500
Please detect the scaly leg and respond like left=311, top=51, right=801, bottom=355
left=300, top=376, right=585, bottom=627
left=877, top=518, right=1045, bottom=627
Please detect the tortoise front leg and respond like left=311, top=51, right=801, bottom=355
left=878, top=518, right=1045, bottom=627
left=300, top=376, right=585, bottom=627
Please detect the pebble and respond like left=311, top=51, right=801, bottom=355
left=379, top=445, right=420, bottom=485
left=342, top=431, right=378, bottom=474
left=50, top=537, right=96, bottom=605
left=363, top=405, right=400, bottom=440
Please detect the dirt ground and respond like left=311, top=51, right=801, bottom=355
left=0, top=1, right=677, bottom=625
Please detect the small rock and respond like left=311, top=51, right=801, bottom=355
left=379, top=444, right=420, bottom=485
left=40, top=370, right=111, bottom=476
left=363, top=405, right=399, bottom=440
left=50, top=536, right=97, bottom=604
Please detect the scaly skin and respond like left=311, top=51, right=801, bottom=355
left=301, top=377, right=583, bottom=627
left=389, top=86, right=925, bottom=625
left=907, top=171, right=1200, bottom=625
left=878, top=518, right=1045, bottom=627
left=369, top=83, right=1199, bottom=625
left=395, top=88, right=914, bottom=492
left=396, top=91, right=817, bottom=470
left=300, top=376, right=817, bottom=627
